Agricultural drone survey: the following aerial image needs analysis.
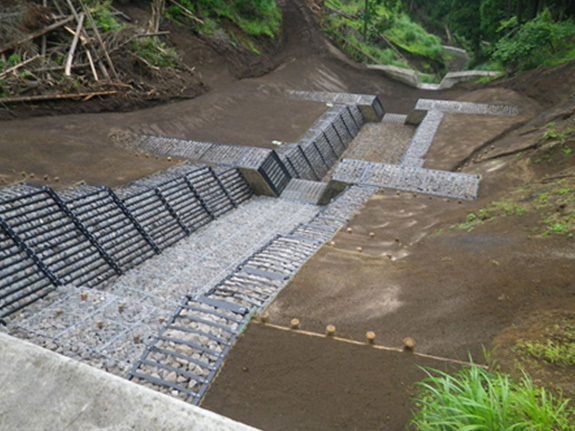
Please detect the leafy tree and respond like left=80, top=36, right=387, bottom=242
left=480, top=0, right=512, bottom=42
left=493, top=8, right=575, bottom=70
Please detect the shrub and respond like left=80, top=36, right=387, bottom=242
left=493, top=9, right=575, bottom=72
left=87, top=0, right=123, bottom=33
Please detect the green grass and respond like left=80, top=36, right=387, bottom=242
left=384, top=14, right=445, bottom=62
left=514, top=317, right=575, bottom=368
left=411, top=365, right=574, bottom=430
left=167, top=0, right=281, bottom=39
left=450, top=212, right=488, bottom=232
left=319, top=1, right=447, bottom=73
left=450, top=201, right=526, bottom=232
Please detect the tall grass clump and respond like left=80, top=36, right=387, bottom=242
left=411, top=366, right=574, bottom=430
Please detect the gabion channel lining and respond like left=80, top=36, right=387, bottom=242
left=59, top=184, right=159, bottom=273
left=401, top=110, right=444, bottom=167
left=333, top=159, right=481, bottom=200
left=0, top=166, right=253, bottom=319
left=128, top=295, right=250, bottom=404
left=287, top=90, right=384, bottom=122
left=0, top=184, right=118, bottom=287
left=280, top=179, right=327, bottom=204
left=0, top=222, right=56, bottom=319
left=128, top=185, right=378, bottom=404
left=414, top=99, right=519, bottom=116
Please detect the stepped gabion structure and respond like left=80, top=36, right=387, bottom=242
left=1, top=90, right=519, bottom=408
left=0, top=164, right=252, bottom=319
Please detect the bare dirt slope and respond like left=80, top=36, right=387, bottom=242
left=202, top=91, right=575, bottom=430
left=0, top=0, right=459, bottom=190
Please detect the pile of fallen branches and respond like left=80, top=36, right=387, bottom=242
left=0, top=0, right=182, bottom=104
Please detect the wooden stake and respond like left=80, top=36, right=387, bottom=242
left=326, top=325, right=336, bottom=337
left=366, top=331, right=376, bottom=345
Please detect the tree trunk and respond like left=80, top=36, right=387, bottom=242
left=148, top=0, right=165, bottom=33
left=516, top=0, right=523, bottom=24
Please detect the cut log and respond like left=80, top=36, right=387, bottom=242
left=64, top=13, right=85, bottom=76
left=0, top=90, right=117, bottom=103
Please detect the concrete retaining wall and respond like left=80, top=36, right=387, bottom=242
left=367, top=65, right=502, bottom=90
left=0, top=332, right=259, bottom=431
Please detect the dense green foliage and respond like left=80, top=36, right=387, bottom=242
left=409, top=0, right=575, bottom=72
left=321, top=0, right=447, bottom=74
left=411, top=366, right=574, bottom=430
left=167, top=0, right=281, bottom=39
left=493, top=10, right=575, bottom=71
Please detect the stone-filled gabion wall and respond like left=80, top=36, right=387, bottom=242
left=128, top=184, right=378, bottom=404
left=0, top=164, right=253, bottom=319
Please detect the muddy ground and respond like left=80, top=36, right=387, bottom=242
left=1, top=0, right=575, bottom=429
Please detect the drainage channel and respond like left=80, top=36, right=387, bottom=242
left=0, top=90, right=521, bottom=409
left=127, top=184, right=377, bottom=405
left=5, top=196, right=321, bottom=373
left=3, top=185, right=376, bottom=406
left=332, top=159, right=480, bottom=200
